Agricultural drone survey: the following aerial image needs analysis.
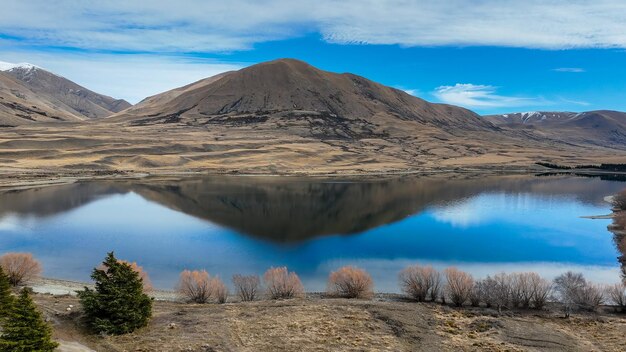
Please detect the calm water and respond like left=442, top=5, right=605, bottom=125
left=0, top=174, right=624, bottom=292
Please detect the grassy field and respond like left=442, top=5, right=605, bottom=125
left=34, top=293, right=626, bottom=352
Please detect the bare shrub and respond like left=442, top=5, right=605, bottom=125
left=177, top=270, right=213, bottom=303
left=469, top=281, right=482, bottom=307
left=211, top=277, right=228, bottom=304
left=613, top=189, right=626, bottom=211
left=528, top=273, right=552, bottom=310
left=0, top=252, right=42, bottom=286
left=482, top=273, right=511, bottom=312
left=232, top=274, right=261, bottom=302
left=576, top=283, right=604, bottom=312
left=444, top=267, right=474, bottom=307
left=509, top=272, right=537, bottom=308
left=606, top=283, right=626, bottom=311
left=479, top=278, right=496, bottom=308
left=554, top=271, right=604, bottom=315
left=429, top=270, right=442, bottom=302
left=509, top=273, right=524, bottom=308
left=328, top=266, right=373, bottom=299
left=399, top=265, right=440, bottom=302
left=553, top=271, right=586, bottom=317
left=263, top=267, right=304, bottom=299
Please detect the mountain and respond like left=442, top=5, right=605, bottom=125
left=0, top=71, right=84, bottom=126
left=111, top=58, right=494, bottom=133
left=484, top=110, right=626, bottom=146
left=1, top=61, right=131, bottom=120
left=2, top=58, right=625, bottom=174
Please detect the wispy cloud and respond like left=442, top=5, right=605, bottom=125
left=433, top=83, right=545, bottom=108
left=1, top=1, right=626, bottom=52
left=553, top=67, right=586, bottom=73
left=394, top=87, right=421, bottom=97
left=558, top=97, right=591, bottom=106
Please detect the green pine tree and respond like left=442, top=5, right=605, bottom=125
left=77, top=252, right=152, bottom=335
left=0, top=288, right=58, bottom=352
left=0, top=266, right=14, bottom=322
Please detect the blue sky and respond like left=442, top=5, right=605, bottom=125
left=1, top=0, right=625, bottom=114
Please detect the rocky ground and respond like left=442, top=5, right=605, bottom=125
left=31, top=292, right=626, bottom=352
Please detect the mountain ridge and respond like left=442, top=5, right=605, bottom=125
left=484, top=110, right=626, bottom=146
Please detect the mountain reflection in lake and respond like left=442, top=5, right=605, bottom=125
left=0, top=174, right=624, bottom=291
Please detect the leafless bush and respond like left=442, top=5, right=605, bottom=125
left=576, top=283, right=605, bottom=312
left=479, top=278, right=495, bottom=308
left=554, top=271, right=604, bottom=316
left=613, top=189, right=626, bottom=211
left=430, top=270, right=442, bottom=302
left=263, top=267, right=304, bottom=299
left=528, top=273, right=552, bottom=310
left=606, top=283, right=626, bottom=312
left=211, top=277, right=228, bottom=304
left=481, top=273, right=511, bottom=312
left=509, top=272, right=539, bottom=308
left=177, top=270, right=213, bottom=303
left=469, top=281, right=483, bottom=307
left=399, top=265, right=440, bottom=302
left=444, top=267, right=474, bottom=307
left=232, top=274, right=261, bottom=302
left=509, top=273, right=525, bottom=308
left=0, top=252, right=42, bottom=286
left=328, top=266, right=373, bottom=299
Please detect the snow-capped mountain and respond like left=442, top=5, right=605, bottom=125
left=0, top=60, right=131, bottom=120
left=484, top=110, right=626, bottom=146
left=0, top=61, right=41, bottom=72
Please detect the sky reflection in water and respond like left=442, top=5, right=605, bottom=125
left=0, top=175, right=622, bottom=292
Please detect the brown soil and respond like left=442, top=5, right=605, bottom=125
left=33, top=293, right=626, bottom=352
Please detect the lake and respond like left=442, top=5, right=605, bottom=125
left=0, top=174, right=624, bottom=292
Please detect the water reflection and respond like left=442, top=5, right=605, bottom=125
left=609, top=211, right=626, bottom=282
left=0, top=174, right=623, bottom=291
left=1, top=175, right=622, bottom=242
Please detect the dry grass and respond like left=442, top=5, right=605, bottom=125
left=33, top=294, right=626, bottom=352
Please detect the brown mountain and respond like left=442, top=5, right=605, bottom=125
left=2, top=63, right=130, bottom=119
left=484, top=110, right=626, bottom=147
left=0, top=71, right=84, bottom=126
left=2, top=58, right=625, bottom=174
left=111, top=58, right=494, bottom=133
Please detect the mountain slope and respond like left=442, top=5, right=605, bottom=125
left=1, top=61, right=131, bottom=119
left=484, top=110, right=626, bottom=146
left=111, top=58, right=494, bottom=134
left=0, top=71, right=84, bottom=126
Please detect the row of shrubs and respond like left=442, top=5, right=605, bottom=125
left=2, top=252, right=624, bottom=315
left=2, top=251, right=626, bottom=339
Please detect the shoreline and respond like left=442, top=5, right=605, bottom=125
left=1, top=166, right=624, bottom=193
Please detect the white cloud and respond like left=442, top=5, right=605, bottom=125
left=0, top=1, right=625, bottom=51
left=0, top=52, right=243, bottom=103
left=553, top=68, right=586, bottom=73
left=433, top=83, right=545, bottom=108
